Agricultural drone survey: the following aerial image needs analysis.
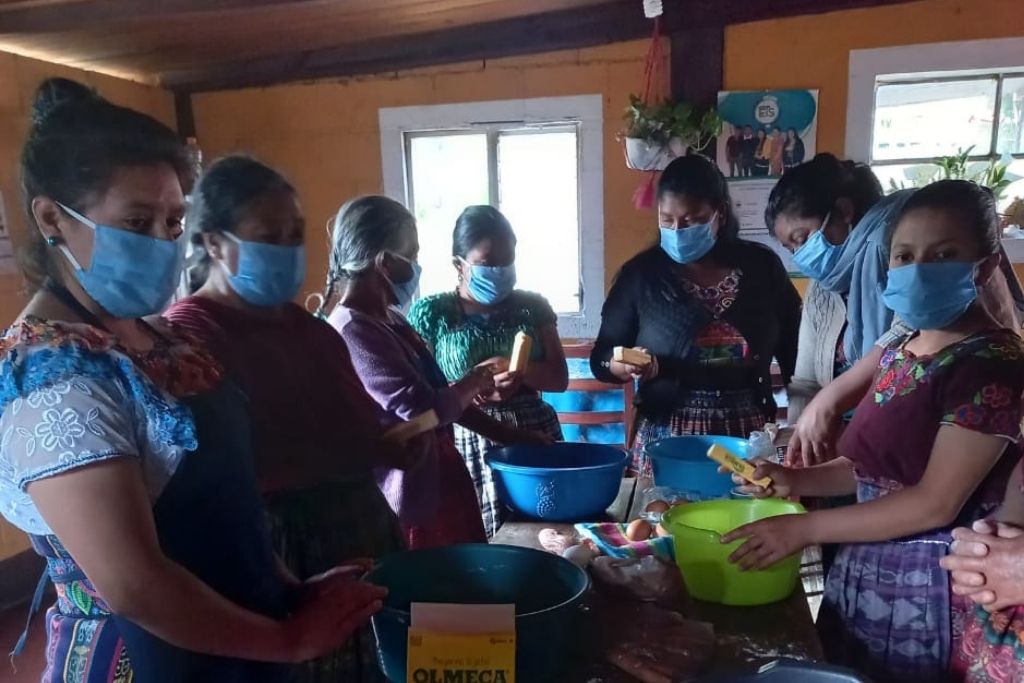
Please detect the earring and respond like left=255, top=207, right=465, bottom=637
left=46, top=236, right=60, bottom=247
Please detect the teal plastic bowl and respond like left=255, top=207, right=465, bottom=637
left=365, top=544, right=590, bottom=682
left=645, top=435, right=750, bottom=499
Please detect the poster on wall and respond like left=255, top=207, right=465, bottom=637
left=716, top=89, right=819, bottom=180
left=0, top=193, right=17, bottom=276
left=715, top=89, right=819, bottom=274
left=729, top=178, right=797, bottom=272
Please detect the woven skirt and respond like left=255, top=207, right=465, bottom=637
left=453, top=393, right=563, bottom=538
left=266, top=477, right=405, bottom=683
left=631, top=389, right=767, bottom=477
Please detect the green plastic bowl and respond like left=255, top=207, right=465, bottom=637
left=662, top=498, right=806, bottom=606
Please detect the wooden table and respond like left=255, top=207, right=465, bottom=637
left=491, top=477, right=823, bottom=680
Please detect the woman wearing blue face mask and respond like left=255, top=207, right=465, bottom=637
left=591, top=155, right=802, bottom=476
left=2, top=79, right=382, bottom=683
left=321, top=196, right=546, bottom=549
left=165, top=156, right=412, bottom=683
left=722, top=180, right=1024, bottom=683
left=767, top=154, right=1024, bottom=468
left=766, top=154, right=908, bottom=453
left=407, top=206, right=568, bottom=537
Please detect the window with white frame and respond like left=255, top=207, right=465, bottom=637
left=379, top=96, right=604, bottom=339
left=869, top=70, right=1024, bottom=199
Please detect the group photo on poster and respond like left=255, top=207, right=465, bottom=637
left=716, top=89, right=819, bottom=180
left=715, top=89, right=819, bottom=272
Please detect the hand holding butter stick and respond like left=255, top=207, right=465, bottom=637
left=706, top=444, right=772, bottom=489
left=613, top=346, right=652, bottom=367
left=383, top=409, right=439, bottom=445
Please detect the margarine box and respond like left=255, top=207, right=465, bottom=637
left=407, top=631, right=515, bottom=683
left=407, top=603, right=516, bottom=683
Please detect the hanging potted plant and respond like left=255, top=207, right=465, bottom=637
left=619, top=95, right=723, bottom=171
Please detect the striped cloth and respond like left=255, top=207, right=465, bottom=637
left=575, top=522, right=675, bottom=560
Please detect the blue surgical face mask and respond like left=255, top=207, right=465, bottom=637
left=465, top=261, right=516, bottom=305
left=222, top=232, right=305, bottom=307
left=792, top=212, right=846, bottom=281
left=384, top=253, right=422, bottom=310
left=659, top=216, right=717, bottom=264
left=882, top=261, right=979, bottom=330
left=56, top=203, right=184, bottom=319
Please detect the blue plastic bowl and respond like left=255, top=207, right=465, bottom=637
left=365, top=544, right=590, bottom=682
left=485, top=443, right=629, bottom=521
left=644, top=435, right=750, bottom=499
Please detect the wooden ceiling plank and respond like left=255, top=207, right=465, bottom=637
left=0, top=0, right=607, bottom=75
left=164, top=0, right=921, bottom=92
left=162, top=0, right=651, bottom=91
left=0, top=0, right=317, bottom=33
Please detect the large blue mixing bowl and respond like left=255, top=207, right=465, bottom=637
left=485, top=443, right=629, bottom=521
left=365, top=544, right=590, bottom=682
left=645, top=435, right=750, bottom=499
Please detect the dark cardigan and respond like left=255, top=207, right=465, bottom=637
left=590, top=241, right=801, bottom=419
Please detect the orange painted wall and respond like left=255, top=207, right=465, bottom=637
left=724, top=0, right=1024, bottom=289
left=192, top=41, right=662, bottom=299
left=0, top=51, right=175, bottom=560
left=724, top=0, right=1024, bottom=158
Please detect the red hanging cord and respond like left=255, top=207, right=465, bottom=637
left=629, top=18, right=669, bottom=210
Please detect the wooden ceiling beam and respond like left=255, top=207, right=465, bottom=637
left=0, top=0, right=311, bottom=33
left=150, top=0, right=920, bottom=92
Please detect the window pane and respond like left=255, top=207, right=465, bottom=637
left=407, top=133, right=489, bottom=297
left=497, top=129, right=581, bottom=314
left=998, top=76, right=1024, bottom=156
left=872, top=163, right=940, bottom=193
left=873, top=79, right=998, bottom=161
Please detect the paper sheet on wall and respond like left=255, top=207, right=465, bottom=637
left=0, top=192, right=18, bottom=276
left=727, top=178, right=799, bottom=274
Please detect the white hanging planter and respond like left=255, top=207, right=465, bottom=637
left=624, top=137, right=687, bottom=171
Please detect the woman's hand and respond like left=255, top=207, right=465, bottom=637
left=283, top=577, right=386, bottom=662
left=940, top=520, right=1024, bottom=611
left=454, top=365, right=496, bottom=408
left=473, top=357, right=523, bottom=402
left=300, top=560, right=374, bottom=603
left=610, top=347, right=659, bottom=383
left=786, top=398, right=841, bottom=467
left=721, top=514, right=811, bottom=571
left=724, top=459, right=795, bottom=499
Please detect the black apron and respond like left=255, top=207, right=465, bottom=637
left=26, top=283, right=295, bottom=681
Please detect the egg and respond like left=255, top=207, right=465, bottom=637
left=626, top=519, right=654, bottom=541
left=645, top=499, right=670, bottom=514
left=562, top=543, right=598, bottom=568
left=655, top=523, right=672, bottom=538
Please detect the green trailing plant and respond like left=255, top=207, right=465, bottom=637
left=621, top=94, right=723, bottom=151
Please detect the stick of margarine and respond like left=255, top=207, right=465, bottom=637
left=509, top=331, right=533, bottom=373
left=613, top=346, right=652, bottom=367
left=707, top=443, right=772, bottom=488
left=383, top=409, right=439, bottom=444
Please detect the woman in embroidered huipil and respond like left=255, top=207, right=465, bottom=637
left=722, top=181, right=1024, bottom=683
left=320, top=196, right=548, bottom=549
left=408, top=206, right=568, bottom=538
left=165, top=156, right=405, bottom=682
left=0, top=78, right=383, bottom=682
left=590, top=155, right=801, bottom=476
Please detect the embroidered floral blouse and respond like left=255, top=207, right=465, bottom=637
left=838, top=329, right=1024, bottom=513
left=0, top=318, right=221, bottom=536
